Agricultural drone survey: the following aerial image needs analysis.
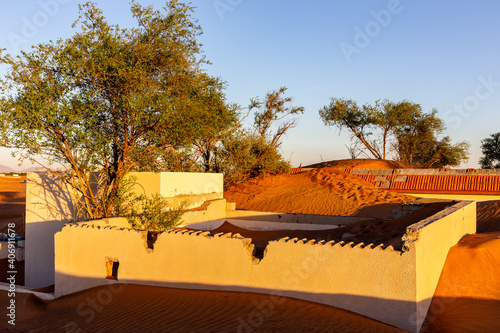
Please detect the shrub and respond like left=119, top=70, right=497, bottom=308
left=125, top=194, right=187, bottom=232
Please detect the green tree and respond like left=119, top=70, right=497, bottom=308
left=480, top=132, right=500, bottom=169
left=319, top=98, right=381, bottom=159
left=0, top=1, right=233, bottom=219
left=215, top=87, right=301, bottom=186
left=319, top=98, right=469, bottom=167
left=250, top=86, right=304, bottom=149
left=216, top=130, right=291, bottom=186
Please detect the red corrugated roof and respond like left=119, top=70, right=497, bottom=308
left=351, top=173, right=500, bottom=194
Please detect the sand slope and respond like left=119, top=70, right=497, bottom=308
left=422, top=233, right=500, bottom=332
left=477, top=200, right=500, bottom=233
left=225, top=167, right=414, bottom=218
left=304, top=159, right=415, bottom=169
left=2, top=284, right=407, bottom=333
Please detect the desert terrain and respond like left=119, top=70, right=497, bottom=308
left=1, top=160, right=499, bottom=332
left=0, top=175, right=26, bottom=285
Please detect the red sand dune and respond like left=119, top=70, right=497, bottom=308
left=225, top=167, right=414, bottom=219
left=422, top=233, right=500, bottom=333
left=305, top=158, right=416, bottom=169
left=1, top=284, right=406, bottom=333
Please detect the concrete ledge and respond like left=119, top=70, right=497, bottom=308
left=226, top=210, right=373, bottom=226
left=185, top=219, right=341, bottom=231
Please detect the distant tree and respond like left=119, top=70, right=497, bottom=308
left=215, top=87, right=301, bottom=186
left=480, top=132, right=500, bottom=169
left=250, top=87, right=304, bottom=149
left=319, top=98, right=469, bottom=167
left=0, top=1, right=234, bottom=219
left=319, top=98, right=381, bottom=159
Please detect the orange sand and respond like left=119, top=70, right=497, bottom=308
left=422, top=233, right=500, bottom=332
left=305, top=158, right=415, bottom=169
left=1, top=284, right=406, bottom=333
left=225, top=167, right=414, bottom=219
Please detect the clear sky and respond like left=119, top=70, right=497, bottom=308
left=1, top=0, right=499, bottom=170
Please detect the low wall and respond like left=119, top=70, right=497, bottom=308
left=339, top=168, right=500, bottom=194
left=54, top=201, right=476, bottom=333
left=400, top=192, right=500, bottom=202
left=84, top=199, right=229, bottom=229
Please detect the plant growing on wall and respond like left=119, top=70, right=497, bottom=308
left=125, top=194, right=187, bottom=233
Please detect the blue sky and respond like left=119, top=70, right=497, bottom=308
left=1, top=0, right=499, bottom=170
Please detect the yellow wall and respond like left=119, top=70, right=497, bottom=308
left=410, top=201, right=476, bottom=325
left=54, top=201, right=476, bottom=333
left=25, top=173, right=75, bottom=288
left=127, top=172, right=223, bottom=209
left=25, top=172, right=224, bottom=288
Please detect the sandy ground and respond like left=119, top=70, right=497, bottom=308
left=477, top=200, right=500, bottom=233
left=2, top=161, right=500, bottom=332
left=421, top=232, right=500, bottom=333
left=0, top=284, right=407, bottom=333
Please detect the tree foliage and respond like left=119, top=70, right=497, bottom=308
left=319, top=98, right=380, bottom=158
left=125, top=194, right=186, bottom=232
left=216, top=131, right=291, bottom=185
left=0, top=1, right=234, bottom=219
left=250, top=86, right=304, bottom=149
left=214, top=87, right=301, bottom=186
left=480, top=132, right=500, bottom=169
left=319, top=98, right=469, bottom=168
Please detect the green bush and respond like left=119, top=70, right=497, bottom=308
left=125, top=194, right=187, bottom=232
left=217, top=132, right=291, bottom=186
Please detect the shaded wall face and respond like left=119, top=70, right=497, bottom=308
left=25, top=173, right=75, bottom=288
left=54, top=201, right=476, bottom=333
